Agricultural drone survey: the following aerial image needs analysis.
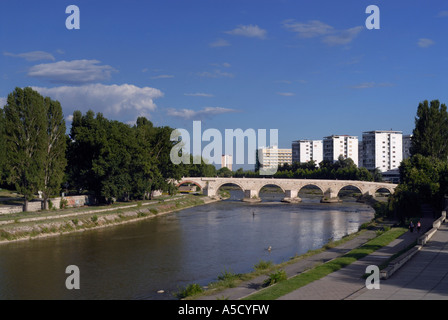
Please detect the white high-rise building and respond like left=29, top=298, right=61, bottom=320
left=361, top=130, right=403, bottom=172
left=402, top=134, right=412, bottom=160
left=292, top=140, right=323, bottom=165
left=257, top=146, right=292, bottom=170
left=323, top=135, right=358, bottom=166
left=221, top=154, right=233, bottom=171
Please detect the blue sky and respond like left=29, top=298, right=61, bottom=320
left=1, top=0, right=448, bottom=168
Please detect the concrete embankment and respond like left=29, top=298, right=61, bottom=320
left=0, top=195, right=219, bottom=244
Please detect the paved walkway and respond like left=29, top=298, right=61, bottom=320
left=198, top=215, right=440, bottom=300
left=350, top=221, right=448, bottom=300
left=278, top=220, right=431, bottom=300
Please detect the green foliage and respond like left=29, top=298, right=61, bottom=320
left=42, top=97, right=67, bottom=209
left=271, top=156, right=381, bottom=181
left=263, top=269, right=287, bottom=286
left=411, top=100, right=448, bottom=160
left=66, top=112, right=184, bottom=203
left=91, top=215, right=98, bottom=223
left=2, top=88, right=48, bottom=208
left=253, top=260, right=273, bottom=271
left=175, top=283, right=204, bottom=299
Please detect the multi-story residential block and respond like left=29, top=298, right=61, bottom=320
left=402, top=134, right=412, bottom=160
left=291, top=140, right=323, bottom=165
left=323, top=135, right=358, bottom=166
left=221, top=154, right=233, bottom=171
left=257, top=146, right=292, bottom=170
left=361, top=130, right=403, bottom=172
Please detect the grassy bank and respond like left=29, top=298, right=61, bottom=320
left=0, top=195, right=211, bottom=243
left=242, top=227, right=407, bottom=300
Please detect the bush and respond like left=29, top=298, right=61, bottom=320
left=175, top=283, right=203, bottom=299
left=263, top=269, right=287, bottom=286
left=91, top=215, right=98, bottom=223
left=254, top=260, right=273, bottom=271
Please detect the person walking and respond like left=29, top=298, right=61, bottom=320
left=409, top=221, right=414, bottom=233
left=417, top=220, right=421, bottom=233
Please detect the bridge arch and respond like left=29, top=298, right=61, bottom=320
left=176, top=180, right=205, bottom=190
left=374, top=187, right=393, bottom=196
left=257, top=183, right=286, bottom=195
left=215, top=181, right=245, bottom=194
left=298, top=184, right=324, bottom=195
left=336, top=185, right=364, bottom=198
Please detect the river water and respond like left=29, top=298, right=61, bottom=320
left=0, top=190, right=374, bottom=300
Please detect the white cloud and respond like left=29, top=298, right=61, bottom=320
left=4, top=51, right=55, bottom=61
left=32, top=83, right=163, bottom=121
left=167, top=107, right=239, bottom=120
left=225, top=24, right=267, bottom=39
left=0, top=97, right=6, bottom=107
left=417, top=38, right=435, bottom=48
left=350, top=82, right=395, bottom=89
left=322, top=26, right=363, bottom=46
left=283, top=19, right=363, bottom=46
left=276, top=92, right=295, bottom=96
left=283, top=20, right=333, bottom=38
left=151, top=74, right=174, bottom=79
left=437, top=11, right=448, bottom=17
left=197, top=69, right=234, bottom=78
left=28, top=59, right=116, bottom=84
left=209, top=38, right=231, bottom=47
left=184, top=93, right=214, bottom=97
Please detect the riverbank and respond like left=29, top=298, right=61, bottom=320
left=0, top=194, right=218, bottom=244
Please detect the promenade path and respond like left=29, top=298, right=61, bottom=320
left=278, top=215, right=434, bottom=300
left=350, top=221, right=448, bottom=300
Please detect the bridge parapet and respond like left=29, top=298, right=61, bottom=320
left=176, top=177, right=397, bottom=203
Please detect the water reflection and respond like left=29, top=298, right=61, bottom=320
left=0, top=190, right=373, bottom=300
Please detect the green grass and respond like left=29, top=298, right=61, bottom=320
left=243, top=227, right=407, bottom=300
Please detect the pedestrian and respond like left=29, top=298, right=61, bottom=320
left=417, top=220, right=421, bottom=233
left=409, top=221, right=414, bottom=233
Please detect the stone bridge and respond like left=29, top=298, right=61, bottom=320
left=176, top=177, right=397, bottom=203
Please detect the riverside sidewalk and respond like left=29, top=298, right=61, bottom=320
left=197, top=216, right=433, bottom=300
left=350, top=220, right=448, bottom=300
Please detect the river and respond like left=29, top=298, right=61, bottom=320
left=0, top=190, right=374, bottom=300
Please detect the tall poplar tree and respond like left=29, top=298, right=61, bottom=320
left=0, top=107, right=5, bottom=183
left=411, top=99, right=448, bottom=160
left=3, top=87, right=47, bottom=211
left=42, top=97, right=67, bottom=210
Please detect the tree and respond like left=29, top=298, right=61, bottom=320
left=42, top=97, right=67, bottom=209
left=3, top=87, right=47, bottom=211
left=411, top=100, right=448, bottom=160
left=217, top=167, right=233, bottom=177
left=0, top=107, right=5, bottom=183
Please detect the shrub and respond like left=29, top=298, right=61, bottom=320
left=175, top=283, right=203, bottom=299
left=254, top=260, right=273, bottom=271
left=91, top=215, right=98, bottom=223
left=263, top=269, right=287, bottom=287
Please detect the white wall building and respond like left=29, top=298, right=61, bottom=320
left=257, top=146, right=292, bottom=170
left=402, top=134, right=412, bottom=160
left=221, top=154, right=233, bottom=171
left=361, top=130, right=403, bottom=172
left=292, top=140, right=323, bottom=165
left=323, top=135, right=358, bottom=166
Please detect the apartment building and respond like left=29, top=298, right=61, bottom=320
left=361, top=130, right=403, bottom=172
left=323, top=135, right=359, bottom=166
left=221, top=154, right=233, bottom=171
left=257, top=146, right=292, bottom=169
left=402, top=134, right=412, bottom=160
left=292, top=140, right=323, bottom=165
